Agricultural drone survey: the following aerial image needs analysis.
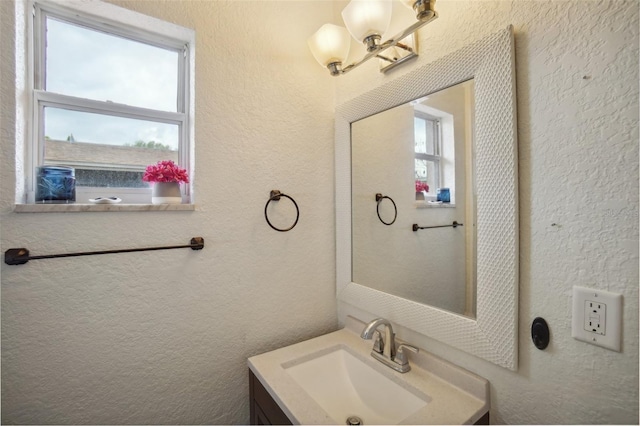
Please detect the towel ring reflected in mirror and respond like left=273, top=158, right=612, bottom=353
left=375, top=193, right=397, bottom=226
left=264, top=190, right=299, bottom=232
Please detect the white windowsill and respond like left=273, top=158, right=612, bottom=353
left=415, top=201, right=456, bottom=208
left=14, top=203, right=196, bottom=213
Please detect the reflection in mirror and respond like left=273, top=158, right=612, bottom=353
left=337, top=26, right=518, bottom=370
left=352, top=80, right=476, bottom=317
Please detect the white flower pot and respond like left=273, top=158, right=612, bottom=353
left=152, top=182, right=182, bottom=204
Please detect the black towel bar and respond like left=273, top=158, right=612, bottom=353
left=4, top=237, right=205, bottom=265
left=412, top=221, right=463, bottom=231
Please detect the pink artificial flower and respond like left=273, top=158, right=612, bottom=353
left=142, top=160, right=189, bottom=183
left=415, top=180, right=429, bottom=193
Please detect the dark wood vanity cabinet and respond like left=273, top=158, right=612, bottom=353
left=249, top=370, right=292, bottom=425
left=249, top=369, right=489, bottom=425
left=475, top=411, right=490, bottom=425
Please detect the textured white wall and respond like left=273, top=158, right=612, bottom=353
left=0, top=1, right=337, bottom=424
left=2, top=0, right=638, bottom=425
left=338, top=0, right=639, bottom=424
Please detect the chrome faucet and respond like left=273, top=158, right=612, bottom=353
left=361, top=318, right=418, bottom=373
left=361, top=318, right=396, bottom=359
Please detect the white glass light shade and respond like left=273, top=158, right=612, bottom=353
left=341, top=0, right=392, bottom=43
left=400, top=0, right=415, bottom=10
left=307, top=24, right=351, bottom=67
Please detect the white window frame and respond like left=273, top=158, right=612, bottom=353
left=414, top=111, right=442, bottom=194
left=23, top=0, right=195, bottom=204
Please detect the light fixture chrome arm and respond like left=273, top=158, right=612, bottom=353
left=340, top=11, right=438, bottom=75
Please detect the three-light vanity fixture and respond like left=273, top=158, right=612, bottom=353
left=307, top=0, right=437, bottom=76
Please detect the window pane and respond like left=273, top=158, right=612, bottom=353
left=415, top=158, right=427, bottom=179
left=425, top=119, right=435, bottom=155
left=45, top=17, right=179, bottom=112
left=74, top=169, right=147, bottom=188
left=43, top=107, right=179, bottom=188
left=415, top=158, right=437, bottom=194
left=414, top=117, right=426, bottom=153
left=414, top=117, right=436, bottom=155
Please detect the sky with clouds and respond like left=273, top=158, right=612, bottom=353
left=44, top=17, right=180, bottom=149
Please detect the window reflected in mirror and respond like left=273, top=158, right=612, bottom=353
left=351, top=79, right=476, bottom=318
left=414, top=112, right=440, bottom=200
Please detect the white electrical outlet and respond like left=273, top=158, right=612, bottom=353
left=584, top=300, right=606, bottom=335
left=572, top=286, right=622, bottom=351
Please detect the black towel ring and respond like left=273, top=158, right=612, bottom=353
left=264, top=190, right=299, bottom=232
left=375, top=193, right=397, bottom=226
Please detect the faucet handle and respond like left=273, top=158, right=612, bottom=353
left=372, top=330, right=384, bottom=354
left=394, top=344, right=419, bottom=367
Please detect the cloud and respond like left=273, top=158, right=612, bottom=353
left=45, top=107, right=179, bottom=148
left=43, top=16, right=181, bottom=147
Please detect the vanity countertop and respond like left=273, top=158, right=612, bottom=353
left=248, top=316, right=489, bottom=425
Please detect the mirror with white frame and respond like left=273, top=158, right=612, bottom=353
left=352, top=79, right=476, bottom=318
left=336, top=26, right=519, bottom=370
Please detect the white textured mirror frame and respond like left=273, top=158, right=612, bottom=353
left=336, top=26, right=519, bottom=370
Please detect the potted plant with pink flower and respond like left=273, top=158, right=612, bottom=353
left=415, top=180, right=429, bottom=201
left=143, top=160, right=189, bottom=204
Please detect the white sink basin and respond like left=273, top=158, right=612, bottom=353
left=248, top=316, right=489, bottom=425
left=283, top=346, right=430, bottom=425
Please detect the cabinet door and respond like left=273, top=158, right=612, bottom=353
left=249, top=370, right=292, bottom=425
left=251, top=401, right=271, bottom=425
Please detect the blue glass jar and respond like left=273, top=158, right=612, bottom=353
left=36, top=166, right=76, bottom=203
left=437, top=187, right=450, bottom=203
